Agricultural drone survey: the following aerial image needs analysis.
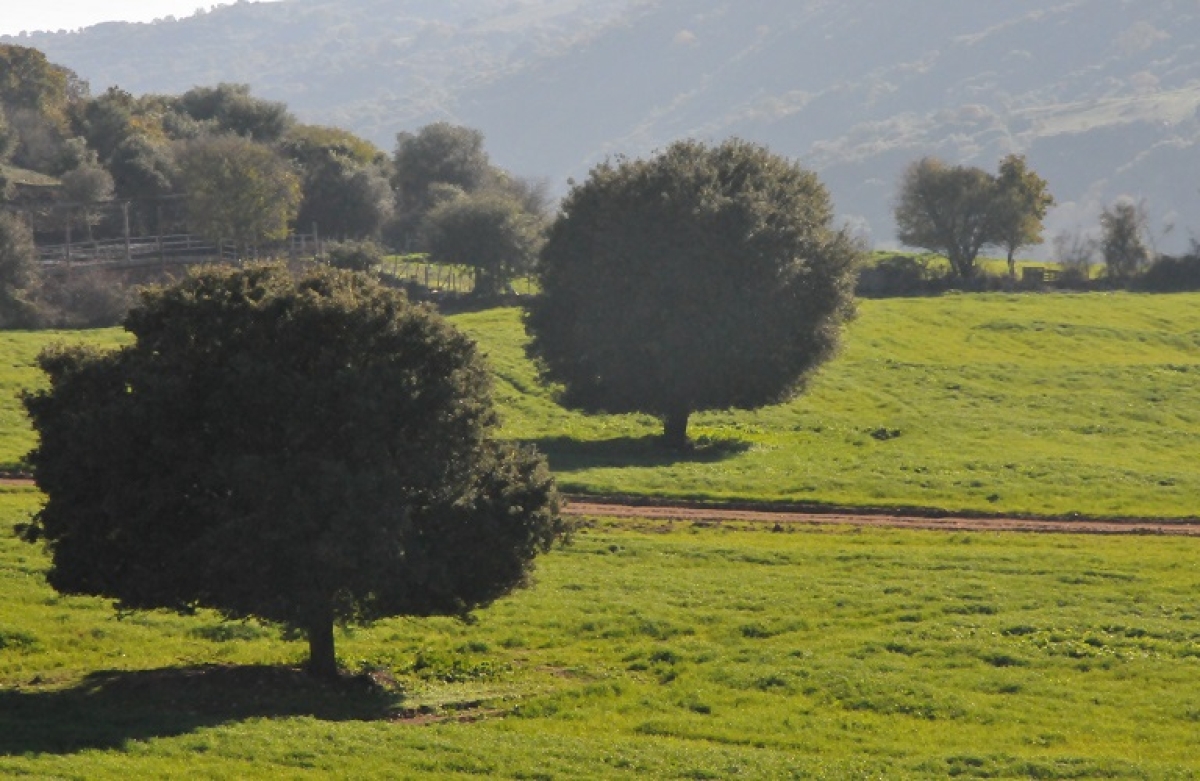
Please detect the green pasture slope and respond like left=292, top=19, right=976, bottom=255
left=1, top=293, right=1198, bottom=777
left=0, top=292, right=1197, bottom=516
left=0, top=329, right=131, bottom=471
left=454, top=292, right=1200, bottom=519
left=2, top=489, right=1198, bottom=778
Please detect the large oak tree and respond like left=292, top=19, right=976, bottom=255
left=525, top=138, right=861, bottom=447
left=22, top=264, right=564, bottom=678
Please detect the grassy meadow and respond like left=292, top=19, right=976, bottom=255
left=2, top=488, right=1199, bottom=778
left=0, top=292, right=1197, bottom=517
left=2, top=291, right=1199, bottom=777
left=453, top=292, right=1200, bottom=519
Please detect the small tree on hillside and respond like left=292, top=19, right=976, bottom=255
left=22, top=264, right=564, bottom=678
left=421, top=191, right=544, bottom=297
left=59, top=157, right=115, bottom=242
left=525, top=139, right=861, bottom=447
left=1099, top=199, right=1150, bottom=282
left=993, top=154, right=1054, bottom=279
left=893, top=157, right=998, bottom=281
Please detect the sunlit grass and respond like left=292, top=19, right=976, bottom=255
left=453, top=293, right=1200, bottom=518
left=2, top=292, right=1198, bottom=518
left=0, top=329, right=129, bottom=471
left=2, top=490, right=1198, bottom=778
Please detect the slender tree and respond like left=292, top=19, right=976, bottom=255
left=526, top=139, right=860, bottom=447
left=1100, top=199, right=1150, bottom=282
left=0, top=211, right=38, bottom=327
left=22, top=264, right=564, bottom=678
left=993, top=154, right=1054, bottom=279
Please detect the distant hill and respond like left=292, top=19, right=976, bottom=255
left=8, top=0, right=1200, bottom=253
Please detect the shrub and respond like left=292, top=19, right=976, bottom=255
left=31, top=269, right=137, bottom=328
left=325, top=239, right=384, bottom=273
left=1133, top=249, right=1200, bottom=292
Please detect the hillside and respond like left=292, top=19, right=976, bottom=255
left=5, top=0, right=1200, bottom=253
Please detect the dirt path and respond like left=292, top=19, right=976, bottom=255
left=7, top=477, right=1196, bottom=537
left=564, top=499, right=1200, bottom=537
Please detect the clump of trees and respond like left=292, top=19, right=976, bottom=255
left=22, top=263, right=564, bottom=677
left=525, top=139, right=861, bottom=447
left=893, top=154, right=1053, bottom=282
left=1, top=41, right=550, bottom=322
left=1099, top=199, right=1150, bottom=282
left=389, top=122, right=549, bottom=297
left=175, top=134, right=301, bottom=256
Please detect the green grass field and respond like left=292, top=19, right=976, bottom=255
left=452, top=292, right=1200, bottom=519
left=1, top=292, right=1197, bottom=517
left=3, top=292, right=1199, bottom=777
left=2, top=488, right=1198, bottom=778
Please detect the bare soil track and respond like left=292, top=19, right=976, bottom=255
left=564, top=499, right=1200, bottom=537
left=6, top=478, right=1196, bottom=536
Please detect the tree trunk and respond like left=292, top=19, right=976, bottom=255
left=661, top=408, right=691, bottom=449
left=306, top=615, right=339, bottom=679
left=1007, top=247, right=1017, bottom=280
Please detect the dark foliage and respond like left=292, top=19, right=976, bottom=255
left=175, top=83, right=294, bottom=143
left=0, top=210, right=39, bottom=326
left=421, top=192, right=543, bottom=297
left=525, top=138, right=860, bottom=446
left=22, top=264, right=563, bottom=677
left=856, top=255, right=933, bottom=297
left=1133, top=248, right=1200, bottom=292
left=325, top=239, right=383, bottom=273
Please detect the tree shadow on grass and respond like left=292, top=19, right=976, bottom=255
left=0, top=664, right=404, bottom=756
left=523, top=434, right=752, bottom=473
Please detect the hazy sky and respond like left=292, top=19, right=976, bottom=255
left=0, top=1, right=280, bottom=37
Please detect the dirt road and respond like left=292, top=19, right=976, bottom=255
left=7, top=478, right=1196, bottom=537
left=564, top=499, right=1200, bottom=537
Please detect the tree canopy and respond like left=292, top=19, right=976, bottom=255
left=893, top=157, right=1001, bottom=281
left=22, top=264, right=564, bottom=677
left=1100, top=199, right=1150, bottom=281
left=392, top=123, right=490, bottom=217
left=993, top=154, right=1055, bottom=278
left=175, top=134, right=301, bottom=253
left=175, top=83, right=295, bottom=143
left=422, top=191, right=544, bottom=296
left=525, top=138, right=861, bottom=446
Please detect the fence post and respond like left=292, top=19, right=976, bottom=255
left=65, top=218, right=72, bottom=281
left=122, top=201, right=132, bottom=264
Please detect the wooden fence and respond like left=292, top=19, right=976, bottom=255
left=35, top=233, right=322, bottom=273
